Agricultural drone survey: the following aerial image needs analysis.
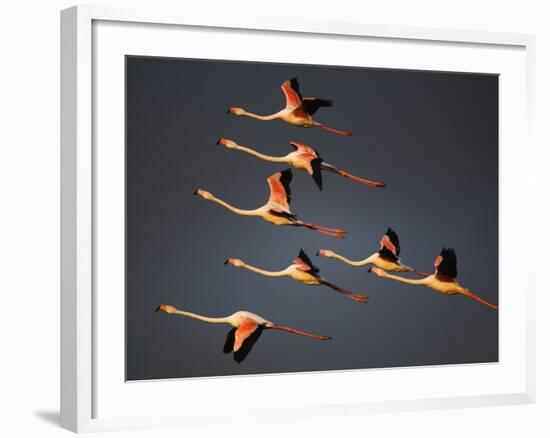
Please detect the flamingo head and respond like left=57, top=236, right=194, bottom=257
left=316, top=249, right=335, bottom=258
left=194, top=189, right=214, bottom=200
left=216, top=137, right=237, bottom=149
left=369, top=267, right=388, bottom=278
left=224, top=258, right=244, bottom=268
left=227, top=107, right=245, bottom=116
left=156, top=304, right=177, bottom=314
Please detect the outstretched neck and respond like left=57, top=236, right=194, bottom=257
left=173, top=310, right=229, bottom=324
left=383, top=273, right=430, bottom=285
left=241, top=262, right=291, bottom=277
left=242, top=110, right=282, bottom=121
left=208, top=196, right=260, bottom=216
left=331, top=252, right=374, bottom=267
left=234, top=144, right=289, bottom=163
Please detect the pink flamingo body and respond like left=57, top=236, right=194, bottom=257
left=218, top=138, right=385, bottom=190
left=195, top=169, right=346, bottom=238
left=369, top=247, right=498, bottom=310
left=156, top=305, right=330, bottom=363
left=228, top=78, right=352, bottom=136
left=318, top=228, right=428, bottom=276
left=225, top=249, right=369, bottom=303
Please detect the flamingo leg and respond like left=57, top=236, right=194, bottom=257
left=321, top=281, right=369, bottom=303
left=315, top=123, right=353, bottom=136
left=334, top=170, right=385, bottom=187
left=459, top=290, right=499, bottom=310
left=294, top=221, right=347, bottom=239
left=321, top=163, right=385, bottom=188
left=409, top=270, right=431, bottom=277
left=267, top=324, right=332, bottom=340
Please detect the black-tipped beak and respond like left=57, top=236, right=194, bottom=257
left=226, top=108, right=231, bottom=114
left=224, top=259, right=229, bottom=265
left=367, top=267, right=372, bottom=273
left=216, top=138, right=222, bottom=145
left=316, top=251, right=320, bottom=256
left=193, top=189, right=198, bottom=195
left=155, top=305, right=161, bottom=312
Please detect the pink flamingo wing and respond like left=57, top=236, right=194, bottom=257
left=281, top=79, right=303, bottom=109
left=234, top=320, right=260, bottom=352
left=293, top=249, right=320, bottom=273
left=379, top=235, right=398, bottom=257
left=289, top=141, right=318, bottom=156
left=267, top=171, right=291, bottom=211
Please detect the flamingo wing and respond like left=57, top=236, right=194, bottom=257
left=378, top=227, right=400, bottom=262
left=302, top=98, right=333, bottom=115
left=281, top=78, right=303, bottom=109
left=234, top=320, right=261, bottom=352
left=223, top=327, right=237, bottom=354
left=308, top=158, right=324, bottom=190
left=293, top=249, right=320, bottom=274
left=435, top=247, right=458, bottom=279
left=267, top=169, right=292, bottom=212
left=289, top=141, right=318, bottom=156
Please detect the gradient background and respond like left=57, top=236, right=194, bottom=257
left=125, top=56, right=498, bottom=381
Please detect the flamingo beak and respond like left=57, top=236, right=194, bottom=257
left=315, top=251, right=320, bottom=256
left=155, top=305, right=162, bottom=312
left=226, top=108, right=231, bottom=114
left=224, top=259, right=229, bottom=265
left=367, top=267, right=373, bottom=273
left=193, top=189, right=198, bottom=195
left=216, top=138, right=222, bottom=145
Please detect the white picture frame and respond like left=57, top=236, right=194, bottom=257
left=60, top=4, right=537, bottom=433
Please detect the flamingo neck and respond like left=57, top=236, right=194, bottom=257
left=382, top=272, right=429, bottom=285
left=234, top=144, right=289, bottom=163
left=240, top=262, right=291, bottom=277
left=241, top=110, right=281, bottom=121
left=331, top=252, right=374, bottom=267
left=173, top=310, right=229, bottom=324
left=208, top=196, right=260, bottom=216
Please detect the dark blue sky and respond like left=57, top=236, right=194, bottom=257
left=125, top=56, right=498, bottom=380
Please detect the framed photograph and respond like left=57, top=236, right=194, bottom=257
left=61, top=5, right=536, bottom=433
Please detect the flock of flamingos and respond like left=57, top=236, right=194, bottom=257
left=156, top=77, right=498, bottom=364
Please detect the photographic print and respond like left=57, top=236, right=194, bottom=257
left=125, top=56, right=498, bottom=381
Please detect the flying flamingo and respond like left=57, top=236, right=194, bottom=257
left=225, top=249, right=369, bottom=303
left=217, top=138, right=385, bottom=191
left=228, top=77, right=353, bottom=136
left=194, top=169, right=347, bottom=238
left=156, top=304, right=331, bottom=363
left=369, top=247, right=498, bottom=310
left=318, top=228, right=428, bottom=276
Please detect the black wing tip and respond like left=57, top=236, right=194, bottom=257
left=438, top=247, right=458, bottom=278
left=311, top=158, right=323, bottom=191
left=279, top=168, right=293, bottom=199
left=280, top=168, right=293, bottom=179
left=440, top=247, right=456, bottom=257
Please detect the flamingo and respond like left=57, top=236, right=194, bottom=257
left=369, top=247, right=498, bottom=310
left=318, top=228, right=428, bottom=276
left=228, top=77, right=352, bottom=136
left=217, top=138, right=385, bottom=190
left=194, top=169, right=347, bottom=238
left=225, top=249, right=369, bottom=303
left=156, top=305, right=331, bottom=363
